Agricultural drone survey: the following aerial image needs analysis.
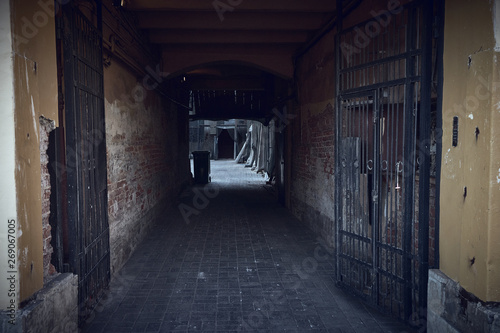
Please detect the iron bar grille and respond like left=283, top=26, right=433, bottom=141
left=62, top=2, right=110, bottom=325
left=335, top=1, right=432, bottom=325
left=191, top=90, right=266, bottom=119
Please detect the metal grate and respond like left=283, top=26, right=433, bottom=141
left=191, top=90, right=267, bottom=120
left=61, top=1, right=110, bottom=325
left=335, top=1, right=433, bottom=325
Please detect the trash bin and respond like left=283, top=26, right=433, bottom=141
left=192, top=151, right=211, bottom=184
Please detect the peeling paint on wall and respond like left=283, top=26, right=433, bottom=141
left=441, top=0, right=500, bottom=302
left=0, top=0, right=18, bottom=311
left=31, top=96, right=38, bottom=140
left=494, top=0, right=500, bottom=51
left=443, top=148, right=456, bottom=180
left=104, top=61, right=190, bottom=275
left=3, top=0, right=59, bottom=307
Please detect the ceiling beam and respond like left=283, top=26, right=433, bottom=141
left=149, top=30, right=310, bottom=44
left=125, top=0, right=336, bottom=12
left=161, top=52, right=294, bottom=79
left=137, top=12, right=328, bottom=30
left=162, top=44, right=297, bottom=56
left=187, top=77, right=266, bottom=90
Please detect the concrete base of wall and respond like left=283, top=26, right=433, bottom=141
left=1, top=273, right=78, bottom=333
left=428, top=269, right=500, bottom=333
left=290, top=196, right=335, bottom=248
left=110, top=196, right=170, bottom=275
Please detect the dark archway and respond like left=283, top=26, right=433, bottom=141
left=217, top=129, right=234, bottom=159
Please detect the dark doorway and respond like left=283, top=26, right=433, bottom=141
left=218, top=129, right=234, bottom=159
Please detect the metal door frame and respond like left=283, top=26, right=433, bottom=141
left=58, top=0, right=110, bottom=325
left=334, top=0, right=434, bottom=325
left=336, top=90, right=380, bottom=302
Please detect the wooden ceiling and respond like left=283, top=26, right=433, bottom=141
left=122, top=0, right=339, bottom=80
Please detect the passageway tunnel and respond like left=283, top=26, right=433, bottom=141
left=166, top=60, right=290, bottom=205
left=97, top=0, right=437, bottom=329
left=65, top=0, right=435, bottom=329
left=9, top=0, right=500, bottom=332
left=83, top=159, right=415, bottom=333
left=8, top=0, right=442, bottom=331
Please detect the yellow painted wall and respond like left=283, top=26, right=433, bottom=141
left=10, top=0, right=59, bottom=303
left=0, top=0, right=19, bottom=312
left=441, top=0, right=500, bottom=301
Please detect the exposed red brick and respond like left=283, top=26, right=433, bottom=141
left=39, top=117, right=57, bottom=282
left=105, top=62, right=190, bottom=275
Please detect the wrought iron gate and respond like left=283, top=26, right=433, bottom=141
left=60, top=1, right=110, bottom=324
left=335, top=1, right=433, bottom=324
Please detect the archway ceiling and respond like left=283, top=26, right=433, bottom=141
left=123, top=0, right=337, bottom=81
left=122, top=0, right=338, bottom=121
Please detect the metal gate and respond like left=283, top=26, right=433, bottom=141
left=60, top=1, right=110, bottom=324
left=335, top=1, right=433, bottom=324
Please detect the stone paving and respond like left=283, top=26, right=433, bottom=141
left=82, top=160, right=415, bottom=333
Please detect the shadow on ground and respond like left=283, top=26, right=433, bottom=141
left=82, top=160, right=416, bottom=332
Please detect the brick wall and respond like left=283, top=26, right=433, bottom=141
left=104, top=61, right=190, bottom=274
left=290, top=30, right=337, bottom=247
left=414, top=176, right=437, bottom=268
left=290, top=27, right=438, bottom=260
left=39, top=117, right=56, bottom=282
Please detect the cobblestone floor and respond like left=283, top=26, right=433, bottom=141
left=82, top=160, right=415, bottom=333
